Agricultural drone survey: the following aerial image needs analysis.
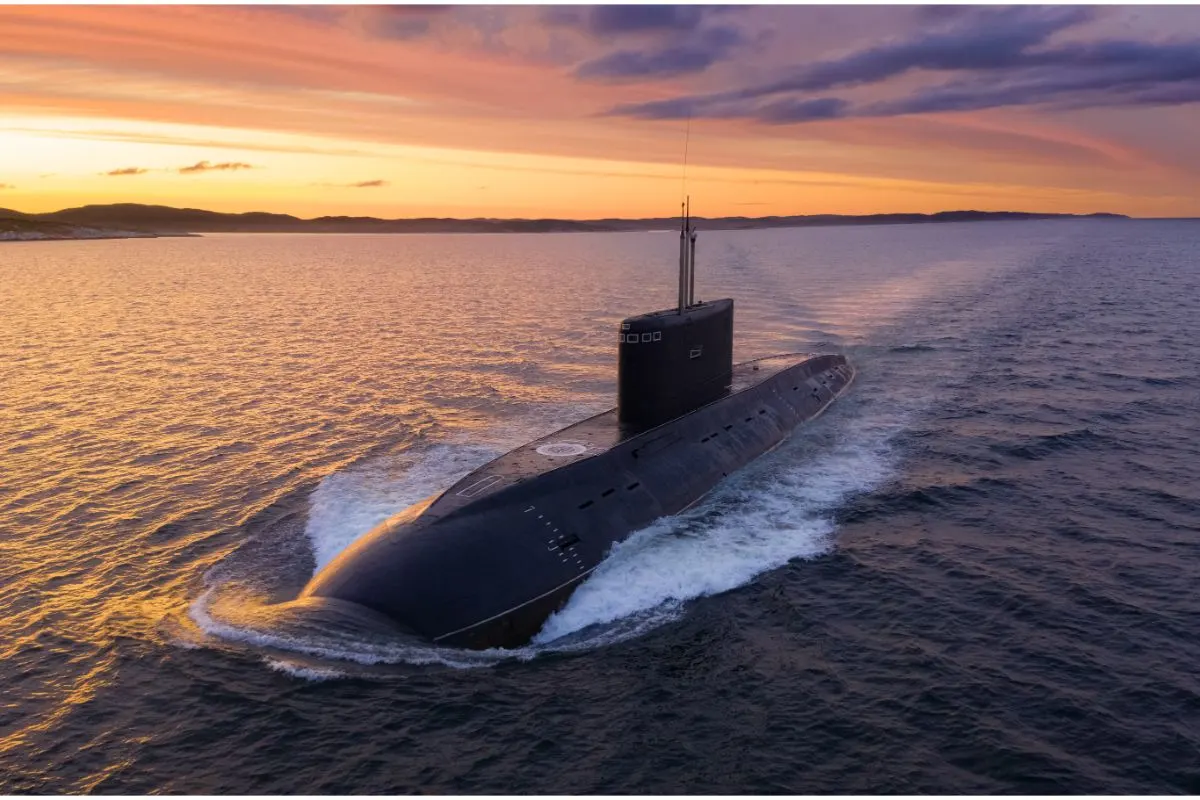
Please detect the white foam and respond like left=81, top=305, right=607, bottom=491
left=188, top=586, right=511, bottom=670
left=535, top=406, right=901, bottom=644
left=305, top=442, right=501, bottom=572
left=303, top=404, right=607, bottom=573
left=264, top=657, right=347, bottom=682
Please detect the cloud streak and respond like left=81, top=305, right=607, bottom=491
left=551, top=5, right=750, bottom=80
left=97, top=162, right=259, bottom=177
left=178, top=160, right=255, bottom=174
left=355, top=6, right=451, bottom=41
left=315, top=179, right=390, bottom=188
left=576, top=25, right=744, bottom=80
left=545, top=5, right=715, bottom=37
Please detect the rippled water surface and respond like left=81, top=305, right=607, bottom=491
left=2, top=222, right=1198, bottom=793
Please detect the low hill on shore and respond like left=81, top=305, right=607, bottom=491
left=2, top=203, right=1130, bottom=240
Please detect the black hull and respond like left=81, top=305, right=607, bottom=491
left=302, top=353, right=854, bottom=650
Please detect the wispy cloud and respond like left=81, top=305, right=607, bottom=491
left=562, top=5, right=750, bottom=81
left=352, top=5, right=452, bottom=41
left=316, top=179, right=390, bottom=188
left=7, top=127, right=372, bottom=158
left=178, top=160, right=255, bottom=174
left=757, top=97, right=850, bottom=124
left=100, top=162, right=257, bottom=177
left=544, top=6, right=721, bottom=37
left=576, top=26, right=745, bottom=81
left=0, top=183, right=13, bottom=189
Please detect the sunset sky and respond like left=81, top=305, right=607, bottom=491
left=3, top=3, right=1200, bottom=219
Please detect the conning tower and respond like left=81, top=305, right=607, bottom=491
left=618, top=200, right=734, bottom=431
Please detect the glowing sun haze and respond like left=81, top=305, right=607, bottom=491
left=3, top=4, right=1200, bottom=218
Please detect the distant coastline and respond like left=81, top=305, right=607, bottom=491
left=0, top=214, right=196, bottom=242
left=1, top=203, right=1132, bottom=241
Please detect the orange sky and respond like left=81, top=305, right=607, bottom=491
left=2, top=4, right=1199, bottom=219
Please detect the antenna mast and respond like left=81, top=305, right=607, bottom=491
left=677, top=114, right=697, bottom=315
left=678, top=199, right=688, bottom=314
left=689, top=201, right=697, bottom=307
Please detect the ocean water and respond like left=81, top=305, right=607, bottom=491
left=1, top=221, right=1198, bottom=793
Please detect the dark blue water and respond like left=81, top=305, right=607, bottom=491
left=1, top=221, right=1198, bottom=792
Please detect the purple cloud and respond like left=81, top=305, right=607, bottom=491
left=606, top=6, right=1200, bottom=124
left=352, top=6, right=452, bottom=41
left=248, top=6, right=344, bottom=25
left=545, top=5, right=720, bottom=36
left=576, top=25, right=745, bottom=80
left=375, top=16, right=434, bottom=40
left=856, top=35, right=1200, bottom=117
left=607, top=96, right=705, bottom=120
left=616, top=6, right=1095, bottom=113
left=547, top=5, right=751, bottom=79
left=759, top=6, right=1094, bottom=93
left=757, top=97, right=849, bottom=124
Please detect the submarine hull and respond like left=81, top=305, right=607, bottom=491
left=302, top=353, right=854, bottom=650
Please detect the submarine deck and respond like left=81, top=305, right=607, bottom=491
left=429, top=353, right=819, bottom=519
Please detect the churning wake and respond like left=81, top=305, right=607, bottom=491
left=536, top=390, right=903, bottom=644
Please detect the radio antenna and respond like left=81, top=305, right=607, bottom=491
left=681, top=110, right=692, bottom=206
left=677, top=111, right=695, bottom=315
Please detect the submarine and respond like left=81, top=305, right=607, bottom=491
left=300, top=203, right=855, bottom=650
